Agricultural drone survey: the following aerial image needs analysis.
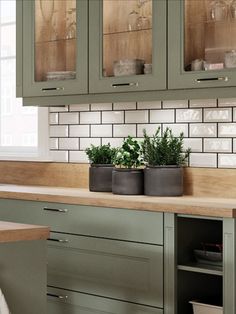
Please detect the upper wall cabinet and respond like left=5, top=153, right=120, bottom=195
left=89, top=0, right=166, bottom=93
left=168, top=0, right=236, bottom=89
left=22, top=0, right=88, bottom=97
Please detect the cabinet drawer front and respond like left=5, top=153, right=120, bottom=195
left=47, top=233, right=163, bottom=308
left=0, top=199, right=163, bottom=245
left=47, top=287, right=163, bottom=314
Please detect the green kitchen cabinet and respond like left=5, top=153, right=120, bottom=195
left=89, top=0, right=166, bottom=93
left=20, top=0, right=88, bottom=97
left=168, top=0, right=236, bottom=90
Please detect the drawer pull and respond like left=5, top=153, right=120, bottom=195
left=47, top=238, right=68, bottom=243
left=112, top=82, right=139, bottom=88
left=47, top=293, right=68, bottom=300
left=43, top=207, right=68, bottom=213
left=41, top=87, right=64, bottom=92
left=195, top=77, right=228, bottom=83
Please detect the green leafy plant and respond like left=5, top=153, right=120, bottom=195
left=85, top=143, right=117, bottom=164
left=141, top=127, right=190, bottom=166
left=113, top=136, right=143, bottom=168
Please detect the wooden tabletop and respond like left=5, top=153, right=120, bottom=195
left=0, top=220, right=49, bottom=243
left=0, top=184, right=235, bottom=218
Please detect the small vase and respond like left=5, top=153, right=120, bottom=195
left=112, top=168, right=144, bottom=195
left=144, top=166, right=183, bottom=196
left=89, top=164, right=114, bottom=192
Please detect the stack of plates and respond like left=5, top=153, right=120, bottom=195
left=46, top=71, right=76, bottom=81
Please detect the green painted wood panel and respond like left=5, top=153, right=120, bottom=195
left=47, top=232, right=163, bottom=308
left=22, top=0, right=88, bottom=97
left=47, top=287, right=163, bottom=314
left=0, top=199, right=163, bottom=245
left=16, top=0, right=23, bottom=97
left=0, top=240, right=47, bottom=314
left=89, top=0, right=166, bottom=94
left=168, top=0, right=236, bottom=90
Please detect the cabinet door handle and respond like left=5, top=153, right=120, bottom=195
left=112, top=82, right=139, bottom=87
left=43, top=207, right=68, bottom=213
left=41, top=87, right=64, bottom=92
left=195, top=77, right=228, bottom=83
left=47, top=293, right=68, bottom=300
left=47, top=238, right=69, bottom=243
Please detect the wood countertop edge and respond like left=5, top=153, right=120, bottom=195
left=0, top=189, right=234, bottom=218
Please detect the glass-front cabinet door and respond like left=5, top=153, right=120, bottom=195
left=22, top=0, right=88, bottom=97
left=89, top=0, right=166, bottom=93
left=169, top=0, right=236, bottom=89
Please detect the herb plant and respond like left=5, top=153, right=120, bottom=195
left=141, top=127, right=190, bottom=166
left=113, top=136, right=143, bottom=168
left=85, top=143, right=117, bottom=164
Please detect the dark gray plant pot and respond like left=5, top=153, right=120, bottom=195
left=112, top=168, right=144, bottom=195
left=89, top=164, right=114, bottom=192
left=144, top=166, right=183, bottom=196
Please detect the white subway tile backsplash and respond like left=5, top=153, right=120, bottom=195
left=113, top=124, right=136, bottom=137
left=234, top=139, right=236, bottom=152
left=102, top=138, right=124, bottom=147
left=218, top=154, right=236, bottom=168
left=233, top=108, right=236, bottom=121
left=162, top=100, right=188, bottom=108
left=50, top=138, right=58, bottom=150
left=176, top=109, right=202, bottom=123
left=69, top=104, right=89, bottom=112
left=80, top=112, right=101, bottom=124
left=190, top=153, right=217, bottom=168
left=80, top=138, right=101, bottom=150
left=183, top=138, right=202, bottom=152
left=69, top=125, right=89, bottom=137
left=59, top=138, right=79, bottom=150
left=91, top=103, right=112, bottom=111
left=189, top=99, right=217, bottom=108
left=204, top=108, right=232, bottom=122
left=137, top=124, right=161, bottom=137
left=51, top=150, right=68, bottom=162
left=125, top=110, right=148, bottom=123
left=218, top=98, right=236, bottom=107
left=49, top=113, right=58, bottom=125
left=204, top=138, right=232, bottom=153
left=218, top=123, right=236, bottom=137
left=150, top=109, right=175, bottom=123
left=137, top=101, right=161, bottom=109
left=190, top=123, right=217, bottom=137
left=113, top=102, right=136, bottom=110
left=102, top=111, right=124, bottom=124
left=163, top=124, right=188, bottom=137
left=50, top=106, right=69, bottom=112
left=69, top=151, right=88, bottom=163
left=59, top=112, right=79, bottom=125
left=50, top=125, right=68, bottom=137
left=91, top=125, right=112, bottom=137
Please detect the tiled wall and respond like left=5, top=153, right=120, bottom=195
left=49, top=98, right=236, bottom=168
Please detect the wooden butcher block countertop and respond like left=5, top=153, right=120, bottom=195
left=0, top=220, right=49, bottom=243
left=0, top=184, right=235, bottom=218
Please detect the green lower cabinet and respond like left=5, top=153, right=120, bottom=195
left=47, top=287, right=163, bottom=314
left=47, top=232, right=163, bottom=308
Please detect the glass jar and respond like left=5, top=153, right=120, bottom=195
left=230, top=0, right=236, bottom=19
left=209, top=0, right=227, bottom=21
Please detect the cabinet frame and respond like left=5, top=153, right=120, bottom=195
left=22, top=0, right=88, bottom=97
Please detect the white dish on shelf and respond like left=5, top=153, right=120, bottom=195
left=190, top=301, right=222, bottom=314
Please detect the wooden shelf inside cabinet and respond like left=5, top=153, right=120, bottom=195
left=103, top=27, right=152, bottom=36
left=178, top=263, right=223, bottom=276
left=35, top=38, right=76, bottom=45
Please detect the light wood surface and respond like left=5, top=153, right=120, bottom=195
left=0, top=220, right=49, bottom=243
left=0, top=184, right=235, bottom=218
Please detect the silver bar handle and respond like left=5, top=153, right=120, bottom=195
left=112, top=82, right=139, bottom=88
left=43, top=207, right=68, bottom=213
left=47, top=293, right=68, bottom=300
left=195, top=77, right=228, bottom=83
left=47, top=238, right=69, bottom=243
left=41, top=87, right=64, bottom=92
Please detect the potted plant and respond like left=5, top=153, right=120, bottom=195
left=85, top=143, right=117, bottom=192
left=112, top=136, right=144, bottom=195
left=141, top=127, right=190, bottom=196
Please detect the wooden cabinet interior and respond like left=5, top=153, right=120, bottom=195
left=34, top=0, right=76, bottom=82
left=185, top=0, right=236, bottom=70
left=103, top=0, right=152, bottom=77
